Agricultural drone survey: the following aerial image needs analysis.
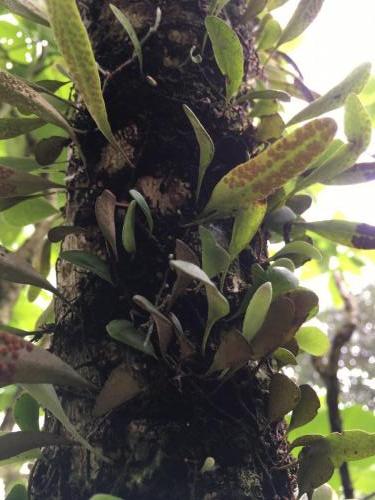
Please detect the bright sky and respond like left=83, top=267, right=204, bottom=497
left=272, top=0, right=375, bottom=300
left=274, top=0, right=375, bottom=227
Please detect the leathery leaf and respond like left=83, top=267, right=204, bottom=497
left=45, top=0, right=126, bottom=160
left=202, top=118, right=337, bottom=217
left=296, top=220, right=375, bottom=249
left=170, top=260, right=229, bottom=354
left=205, top=16, right=244, bottom=100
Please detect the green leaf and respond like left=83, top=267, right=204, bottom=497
left=289, top=384, right=321, bottom=431
left=3, top=198, right=58, bottom=227
left=0, top=331, right=95, bottom=390
left=5, top=483, right=28, bottom=500
left=13, top=393, right=39, bottom=432
left=0, top=156, right=38, bottom=172
left=122, top=199, right=137, bottom=254
left=288, top=63, right=371, bottom=126
left=0, top=0, right=49, bottom=26
left=45, top=0, right=124, bottom=158
left=296, top=220, right=375, bottom=249
left=295, top=326, right=330, bottom=356
left=265, top=266, right=299, bottom=297
left=0, top=70, right=74, bottom=136
left=271, top=258, right=295, bottom=272
left=243, top=282, right=273, bottom=342
left=243, top=0, right=267, bottom=20
left=344, top=93, right=372, bottom=153
left=106, top=319, right=156, bottom=357
left=0, top=247, right=64, bottom=299
left=298, top=441, right=334, bottom=498
left=95, top=190, right=118, bottom=260
left=273, top=347, right=297, bottom=367
left=0, top=165, right=62, bottom=198
left=183, top=105, right=215, bottom=199
left=256, top=113, right=285, bottom=141
left=60, top=250, right=114, bottom=284
left=229, top=202, right=267, bottom=259
left=205, top=16, right=244, bottom=100
left=110, top=4, right=143, bottom=73
left=277, top=0, right=324, bottom=47
left=326, top=430, right=375, bottom=467
left=0, top=117, right=45, bottom=140
left=129, top=189, right=153, bottom=233
left=323, top=162, right=375, bottom=185
left=199, top=225, right=231, bottom=278
left=34, top=136, right=69, bottom=166
left=267, top=0, right=290, bottom=10
left=93, top=363, right=143, bottom=417
left=22, top=383, right=99, bottom=456
left=271, top=240, right=322, bottom=262
left=90, top=495, right=124, bottom=500
left=258, top=18, right=282, bottom=51
left=202, top=118, right=337, bottom=217
left=170, top=260, right=230, bottom=353
left=209, top=0, right=231, bottom=15
left=0, top=431, right=71, bottom=461
left=237, top=89, right=291, bottom=103
left=268, top=373, right=301, bottom=422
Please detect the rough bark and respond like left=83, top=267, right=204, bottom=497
left=30, top=1, right=296, bottom=498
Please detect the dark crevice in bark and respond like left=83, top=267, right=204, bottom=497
left=29, top=1, right=296, bottom=498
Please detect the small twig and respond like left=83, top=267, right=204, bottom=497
left=103, top=7, right=162, bottom=92
left=312, top=270, right=359, bottom=499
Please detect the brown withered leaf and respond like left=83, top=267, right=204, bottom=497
left=95, top=189, right=118, bottom=260
left=268, top=372, right=301, bottom=422
left=208, top=329, right=253, bottom=374
left=249, top=296, right=295, bottom=359
left=133, top=295, right=173, bottom=356
left=93, top=364, right=144, bottom=416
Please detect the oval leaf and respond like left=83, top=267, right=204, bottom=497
left=122, top=199, right=137, bottom=253
left=106, top=319, right=156, bottom=357
left=205, top=16, right=244, bottom=100
left=289, top=384, right=321, bottom=431
left=229, top=201, right=267, bottom=259
left=271, top=240, right=322, bottom=261
left=13, top=393, right=39, bottom=432
left=242, top=282, right=273, bottom=342
left=295, top=325, right=330, bottom=356
left=34, top=136, right=69, bottom=166
left=199, top=225, right=231, bottom=278
left=268, top=372, right=301, bottom=422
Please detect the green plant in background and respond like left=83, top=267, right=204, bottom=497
left=0, top=0, right=374, bottom=499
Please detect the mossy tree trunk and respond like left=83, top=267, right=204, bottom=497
left=30, top=1, right=296, bottom=498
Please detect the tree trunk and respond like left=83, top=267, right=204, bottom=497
left=30, top=1, right=296, bottom=498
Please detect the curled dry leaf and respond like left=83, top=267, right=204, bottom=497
left=95, top=190, right=118, bottom=260
left=93, top=364, right=144, bottom=417
left=0, top=331, right=96, bottom=390
left=207, top=329, right=253, bottom=374
left=169, top=240, right=200, bottom=306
